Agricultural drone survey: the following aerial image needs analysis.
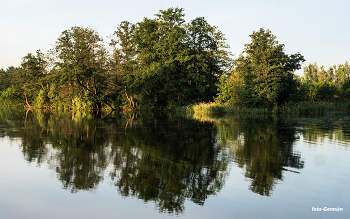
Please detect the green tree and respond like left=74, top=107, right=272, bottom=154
left=130, top=8, right=189, bottom=109
left=54, top=26, right=112, bottom=111
left=185, top=17, right=232, bottom=102
left=234, top=28, right=305, bottom=108
left=334, top=61, right=350, bottom=85
left=0, top=68, right=9, bottom=91
left=110, top=21, right=138, bottom=110
left=116, top=8, right=232, bottom=109
left=303, top=63, right=319, bottom=83
left=0, top=67, right=24, bottom=106
left=21, top=50, right=49, bottom=107
left=215, top=69, right=244, bottom=104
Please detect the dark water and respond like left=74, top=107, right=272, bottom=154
left=0, top=109, right=349, bottom=219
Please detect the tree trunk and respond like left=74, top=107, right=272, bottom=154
left=24, top=93, right=31, bottom=108
left=75, top=78, right=114, bottom=111
left=125, top=90, right=135, bottom=110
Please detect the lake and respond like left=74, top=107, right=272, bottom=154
left=0, top=109, right=349, bottom=219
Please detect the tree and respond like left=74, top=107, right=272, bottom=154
left=54, top=26, right=112, bottom=111
left=124, top=8, right=232, bottom=109
left=131, top=7, right=189, bottom=109
left=185, top=17, right=232, bottom=102
left=110, top=21, right=138, bottom=110
left=0, top=68, right=9, bottom=92
left=334, top=62, right=350, bottom=85
left=303, top=63, right=319, bottom=83
left=215, top=69, right=244, bottom=104
left=0, top=67, right=24, bottom=106
left=233, top=28, right=305, bottom=108
left=21, top=50, right=48, bottom=107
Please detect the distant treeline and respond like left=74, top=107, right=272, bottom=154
left=1, top=7, right=349, bottom=111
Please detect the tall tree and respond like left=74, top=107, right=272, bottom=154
left=54, top=26, right=112, bottom=111
left=303, top=63, right=319, bottom=83
left=131, top=7, right=189, bottom=108
left=234, top=28, right=305, bottom=108
left=125, top=8, right=232, bottom=109
left=0, top=68, right=9, bottom=91
left=185, top=17, right=232, bottom=102
left=21, top=50, right=48, bottom=107
left=110, top=21, right=138, bottom=110
left=334, top=61, right=350, bottom=85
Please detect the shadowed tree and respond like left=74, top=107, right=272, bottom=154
left=54, top=26, right=112, bottom=111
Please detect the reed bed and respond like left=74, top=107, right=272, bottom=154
left=176, top=101, right=350, bottom=114
left=176, top=102, right=269, bottom=114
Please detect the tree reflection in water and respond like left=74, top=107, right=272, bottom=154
left=0, top=110, right=230, bottom=214
left=107, top=113, right=230, bottom=214
left=191, top=114, right=305, bottom=196
left=0, top=110, right=319, bottom=213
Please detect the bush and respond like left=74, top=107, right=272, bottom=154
left=34, top=89, right=49, bottom=107
left=306, top=82, right=337, bottom=101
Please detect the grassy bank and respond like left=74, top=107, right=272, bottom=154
left=175, top=101, right=350, bottom=114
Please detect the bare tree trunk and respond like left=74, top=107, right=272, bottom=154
left=125, top=90, right=135, bottom=110
left=25, top=93, right=31, bottom=108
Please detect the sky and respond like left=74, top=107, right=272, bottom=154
left=1, top=0, right=350, bottom=76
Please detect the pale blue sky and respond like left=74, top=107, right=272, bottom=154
left=1, top=0, right=350, bottom=76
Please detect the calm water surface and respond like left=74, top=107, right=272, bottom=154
left=0, top=109, right=349, bottom=219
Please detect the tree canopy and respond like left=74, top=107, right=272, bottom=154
left=0, top=7, right=233, bottom=110
left=217, top=28, right=305, bottom=108
left=3, top=9, right=350, bottom=110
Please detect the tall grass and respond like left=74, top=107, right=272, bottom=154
left=280, top=101, right=350, bottom=114
left=176, top=102, right=269, bottom=114
left=176, top=101, right=350, bottom=115
left=279, top=102, right=326, bottom=114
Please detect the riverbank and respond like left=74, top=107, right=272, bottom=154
left=2, top=101, right=350, bottom=115
left=175, top=101, right=350, bottom=114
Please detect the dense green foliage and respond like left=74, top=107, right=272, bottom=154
left=300, top=62, right=350, bottom=101
left=0, top=8, right=231, bottom=110
left=2, top=10, right=349, bottom=112
left=215, top=29, right=350, bottom=109
left=216, top=28, right=305, bottom=108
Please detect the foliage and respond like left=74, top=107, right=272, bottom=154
left=303, top=62, right=350, bottom=85
left=215, top=69, right=245, bottom=105
left=110, top=8, right=232, bottom=109
left=2, top=8, right=350, bottom=112
left=0, top=87, right=23, bottom=106
left=34, top=89, right=49, bottom=108
left=231, top=28, right=305, bottom=108
left=54, top=26, right=111, bottom=110
left=340, top=78, right=350, bottom=99
left=306, top=81, right=338, bottom=101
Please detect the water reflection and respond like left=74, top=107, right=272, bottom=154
left=0, top=110, right=231, bottom=214
left=5, top=110, right=349, bottom=213
left=107, top=114, right=230, bottom=214
left=213, top=115, right=304, bottom=196
left=297, top=116, right=350, bottom=146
